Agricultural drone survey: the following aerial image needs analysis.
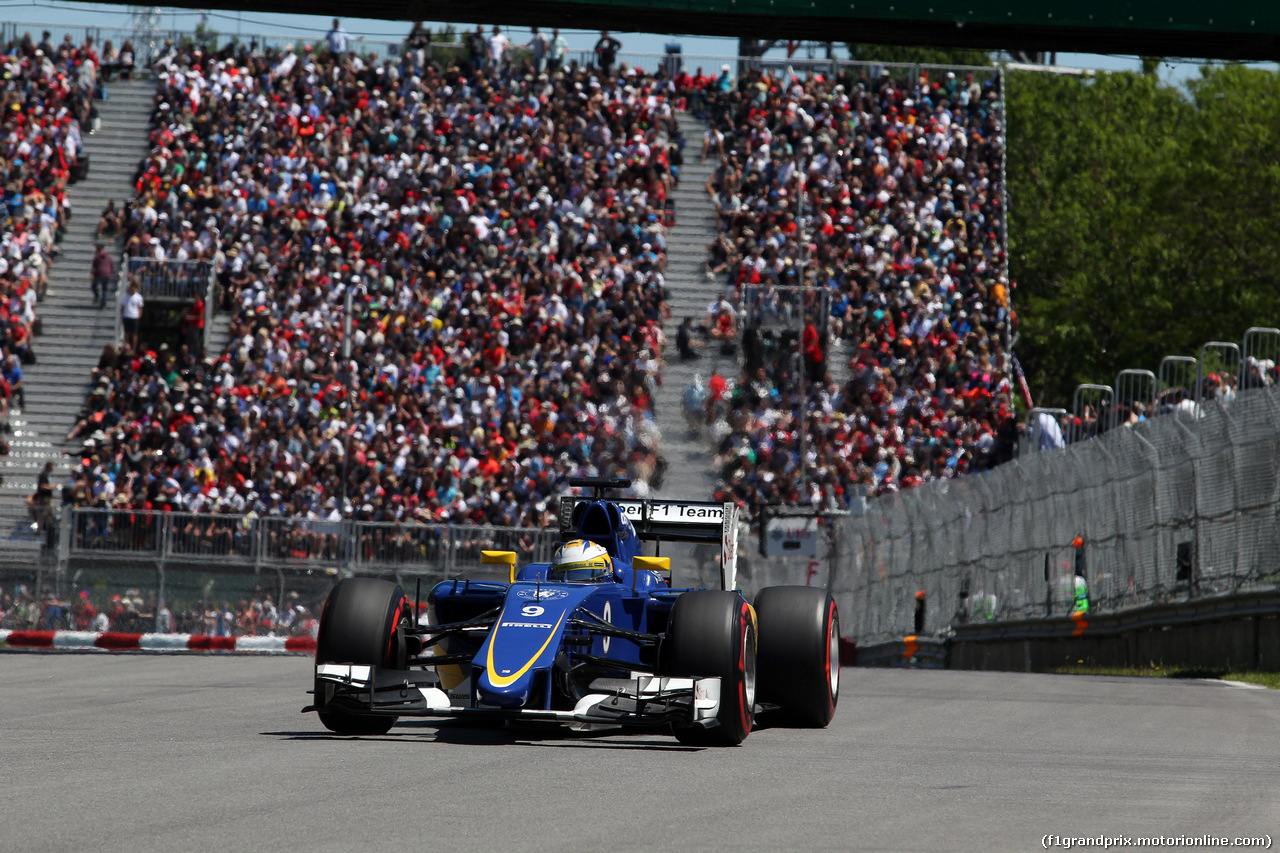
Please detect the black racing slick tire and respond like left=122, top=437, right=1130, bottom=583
left=660, top=590, right=756, bottom=746
left=314, top=578, right=411, bottom=736
left=754, top=586, right=840, bottom=727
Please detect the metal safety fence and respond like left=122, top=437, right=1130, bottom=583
left=836, top=383, right=1280, bottom=646
left=1039, top=328, right=1280, bottom=455
left=0, top=511, right=559, bottom=635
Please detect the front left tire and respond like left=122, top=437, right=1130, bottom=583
left=660, top=590, right=756, bottom=746
left=314, top=577, right=410, bottom=736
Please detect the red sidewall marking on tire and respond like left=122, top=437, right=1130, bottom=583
left=386, top=598, right=408, bottom=667
left=824, top=604, right=837, bottom=712
left=737, top=605, right=751, bottom=733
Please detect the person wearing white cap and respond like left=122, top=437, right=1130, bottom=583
left=716, top=63, right=734, bottom=93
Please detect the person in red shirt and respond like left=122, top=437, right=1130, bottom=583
left=803, top=320, right=825, bottom=383
left=73, top=591, right=97, bottom=631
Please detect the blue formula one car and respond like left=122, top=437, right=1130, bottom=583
left=305, top=478, right=839, bottom=745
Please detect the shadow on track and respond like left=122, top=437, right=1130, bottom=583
left=262, top=718, right=702, bottom=752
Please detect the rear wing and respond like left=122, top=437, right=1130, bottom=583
left=558, top=497, right=741, bottom=591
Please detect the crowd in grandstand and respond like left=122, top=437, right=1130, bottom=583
left=0, top=584, right=320, bottom=637
left=694, top=63, right=1018, bottom=509
left=17, top=15, right=1032, bottom=532
left=66, top=31, right=680, bottom=525
left=0, top=29, right=98, bottom=423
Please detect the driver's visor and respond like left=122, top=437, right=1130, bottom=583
left=550, top=557, right=611, bottom=582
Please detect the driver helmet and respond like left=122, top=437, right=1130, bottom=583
left=549, top=539, right=613, bottom=583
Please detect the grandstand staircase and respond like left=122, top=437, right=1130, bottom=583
left=652, top=116, right=740, bottom=503
left=0, top=78, right=153, bottom=537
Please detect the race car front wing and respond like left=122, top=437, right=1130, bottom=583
left=305, top=663, right=724, bottom=729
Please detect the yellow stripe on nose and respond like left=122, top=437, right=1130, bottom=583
left=485, top=611, right=566, bottom=687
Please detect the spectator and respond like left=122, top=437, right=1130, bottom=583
left=465, top=25, right=486, bottom=70
left=117, top=39, right=135, bottom=80
left=405, top=22, right=431, bottom=66
left=1034, top=409, right=1066, bottom=450
left=121, top=281, right=142, bottom=350
left=487, top=26, right=509, bottom=71
left=96, top=200, right=123, bottom=240
left=594, top=31, right=621, bottom=77
left=26, top=459, right=55, bottom=532
left=182, top=296, right=204, bottom=356
left=73, top=591, right=97, bottom=630
left=548, top=28, right=569, bottom=73
left=99, top=39, right=123, bottom=81
left=715, top=63, right=733, bottom=94
left=677, top=317, right=703, bottom=361
left=3, top=355, right=23, bottom=410
left=526, top=27, right=548, bottom=75
left=91, top=243, right=113, bottom=308
left=325, top=19, right=349, bottom=56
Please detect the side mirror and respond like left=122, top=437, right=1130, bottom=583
left=633, top=556, right=671, bottom=573
left=482, top=550, right=518, bottom=583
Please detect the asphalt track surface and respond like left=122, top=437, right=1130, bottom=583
left=2, top=655, right=1278, bottom=852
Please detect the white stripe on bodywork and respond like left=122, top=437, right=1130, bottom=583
left=418, top=687, right=453, bottom=710
left=0, top=630, right=10, bottom=646
left=316, top=663, right=373, bottom=685
left=692, top=677, right=721, bottom=720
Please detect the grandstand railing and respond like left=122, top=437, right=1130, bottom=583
left=121, top=257, right=211, bottom=301
left=62, top=508, right=560, bottom=575
left=564, top=50, right=997, bottom=81
left=0, top=21, right=411, bottom=67
left=114, top=256, right=213, bottom=346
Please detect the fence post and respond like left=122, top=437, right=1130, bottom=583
left=57, top=506, right=73, bottom=575
left=253, top=517, right=265, bottom=576
left=1112, top=369, right=1157, bottom=430
left=1071, top=384, right=1113, bottom=443
left=203, top=265, right=216, bottom=354
left=346, top=520, right=359, bottom=575
left=826, top=517, right=840, bottom=596
left=1195, top=341, right=1241, bottom=412
left=155, top=564, right=165, bottom=633
left=1240, top=327, right=1280, bottom=390
left=1173, top=417, right=1202, bottom=598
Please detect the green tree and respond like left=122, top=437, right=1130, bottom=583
left=1006, top=66, right=1280, bottom=406
left=846, top=43, right=992, bottom=67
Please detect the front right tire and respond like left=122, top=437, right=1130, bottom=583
left=754, top=586, right=840, bottom=727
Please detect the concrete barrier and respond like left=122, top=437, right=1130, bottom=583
left=950, top=591, right=1280, bottom=672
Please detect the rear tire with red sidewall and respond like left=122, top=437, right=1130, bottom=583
left=314, top=577, right=410, bottom=736
left=754, top=586, right=839, bottom=727
left=660, top=590, right=756, bottom=746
